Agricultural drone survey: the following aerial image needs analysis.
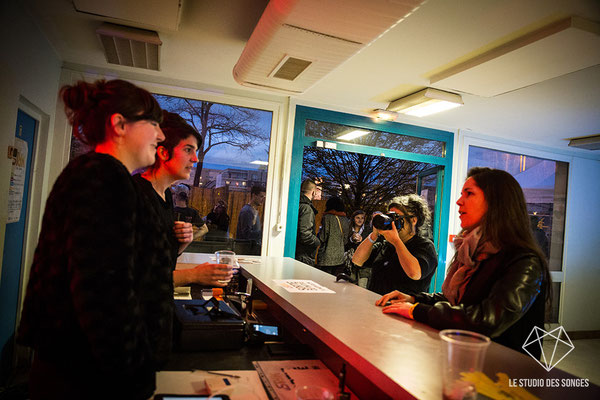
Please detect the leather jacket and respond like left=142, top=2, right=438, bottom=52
left=412, top=249, right=546, bottom=358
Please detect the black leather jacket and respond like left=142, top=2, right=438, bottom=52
left=413, top=249, right=546, bottom=358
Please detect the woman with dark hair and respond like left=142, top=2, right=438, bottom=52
left=315, top=196, right=350, bottom=275
left=353, top=194, right=438, bottom=295
left=377, top=168, right=550, bottom=358
left=134, top=111, right=232, bottom=287
left=17, top=80, right=170, bottom=399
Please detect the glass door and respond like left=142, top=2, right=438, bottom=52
left=285, top=106, right=454, bottom=291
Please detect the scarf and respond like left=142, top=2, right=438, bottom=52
left=441, top=227, right=499, bottom=305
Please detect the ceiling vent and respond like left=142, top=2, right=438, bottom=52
left=233, top=0, right=425, bottom=94
left=96, top=23, right=162, bottom=71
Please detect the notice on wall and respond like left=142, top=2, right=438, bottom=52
left=7, top=138, right=27, bottom=223
left=273, top=279, right=335, bottom=294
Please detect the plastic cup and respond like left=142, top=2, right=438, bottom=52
left=295, top=385, right=335, bottom=400
left=439, top=329, right=491, bottom=400
left=215, top=250, right=236, bottom=284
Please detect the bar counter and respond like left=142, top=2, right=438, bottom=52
left=176, top=253, right=599, bottom=399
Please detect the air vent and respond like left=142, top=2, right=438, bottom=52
left=270, top=55, right=312, bottom=81
left=96, top=23, right=162, bottom=71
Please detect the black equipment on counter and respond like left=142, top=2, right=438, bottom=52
left=173, top=298, right=244, bottom=351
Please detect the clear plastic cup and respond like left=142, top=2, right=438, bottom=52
left=440, top=329, right=491, bottom=400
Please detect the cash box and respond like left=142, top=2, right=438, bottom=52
left=173, top=299, right=245, bottom=351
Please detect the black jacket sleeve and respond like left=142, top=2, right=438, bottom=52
left=412, top=252, right=544, bottom=339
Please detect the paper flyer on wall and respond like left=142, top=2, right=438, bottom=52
left=7, top=138, right=28, bottom=223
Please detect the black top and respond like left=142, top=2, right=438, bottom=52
left=366, top=235, right=438, bottom=296
left=133, top=174, right=179, bottom=266
left=17, top=153, right=173, bottom=399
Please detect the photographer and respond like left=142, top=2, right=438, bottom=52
left=353, top=194, right=437, bottom=296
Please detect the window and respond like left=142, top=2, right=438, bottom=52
left=467, top=146, right=568, bottom=323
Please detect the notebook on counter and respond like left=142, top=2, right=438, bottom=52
left=252, top=359, right=357, bottom=400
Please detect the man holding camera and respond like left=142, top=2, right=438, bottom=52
left=352, top=194, right=437, bottom=296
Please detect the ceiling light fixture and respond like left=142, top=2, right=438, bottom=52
left=567, top=135, right=600, bottom=151
left=337, top=129, right=369, bottom=141
left=370, top=109, right=398, bottom=122
left=387, top=88, right=463, bottom=117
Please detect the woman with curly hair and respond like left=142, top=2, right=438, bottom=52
left=353, top=194, right=438, bottom=295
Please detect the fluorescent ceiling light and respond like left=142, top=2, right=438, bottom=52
left=370, top=109, right=398, bottom=122
left=387, top=88, right=463, bottom=117
left=251, top=160, right=268, bottom=165
left=337, top=129, right=369, bottom=141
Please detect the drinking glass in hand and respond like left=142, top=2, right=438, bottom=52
left=215, top=250, right=236, bottom=285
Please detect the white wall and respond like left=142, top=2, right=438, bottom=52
left=0, top=1, right=61, bottom=283
left=561, top=157, right=600, bottom=331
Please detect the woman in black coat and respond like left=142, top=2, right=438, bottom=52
left=376, top=168, right=551, bottom=358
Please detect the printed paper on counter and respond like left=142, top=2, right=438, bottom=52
left=273, top=279, right=335, bottom=293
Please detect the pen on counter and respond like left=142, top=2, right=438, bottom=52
left=193, top=369, right=241, bottom=378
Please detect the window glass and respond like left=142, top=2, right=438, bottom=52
left=68, top=94, right=273, bottom=256
left=302, top=146, right=437, bottom=239
left=305, top=119, right=445, bottom=157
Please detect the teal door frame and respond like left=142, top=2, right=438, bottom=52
left=284, top=106, right=454, bottom=292
left=417, top=166, right=446, bottom=292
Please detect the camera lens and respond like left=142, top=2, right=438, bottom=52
left=373, top=214, right=392, bottom=230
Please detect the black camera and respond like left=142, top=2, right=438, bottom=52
left=372, top=212, right=404, bottom=231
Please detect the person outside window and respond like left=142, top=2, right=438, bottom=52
left=173, top=191, right=208, bottom=241
left=376, top=168, right=551, bottom=358
left=205, top=200, right=231, bottom=239
left=316, top=196, right=350, bottom=275
left=295, top=179, right=320, bottom=266
left=236, top=185, right=266, bottom=253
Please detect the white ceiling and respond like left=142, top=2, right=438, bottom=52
left=24, top=0, right=600, bottom=157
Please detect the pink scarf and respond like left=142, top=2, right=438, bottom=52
left=441, top=227, right=499, bottom=305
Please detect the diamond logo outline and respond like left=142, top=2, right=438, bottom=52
left=522, top=326, right=575, bottom=371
